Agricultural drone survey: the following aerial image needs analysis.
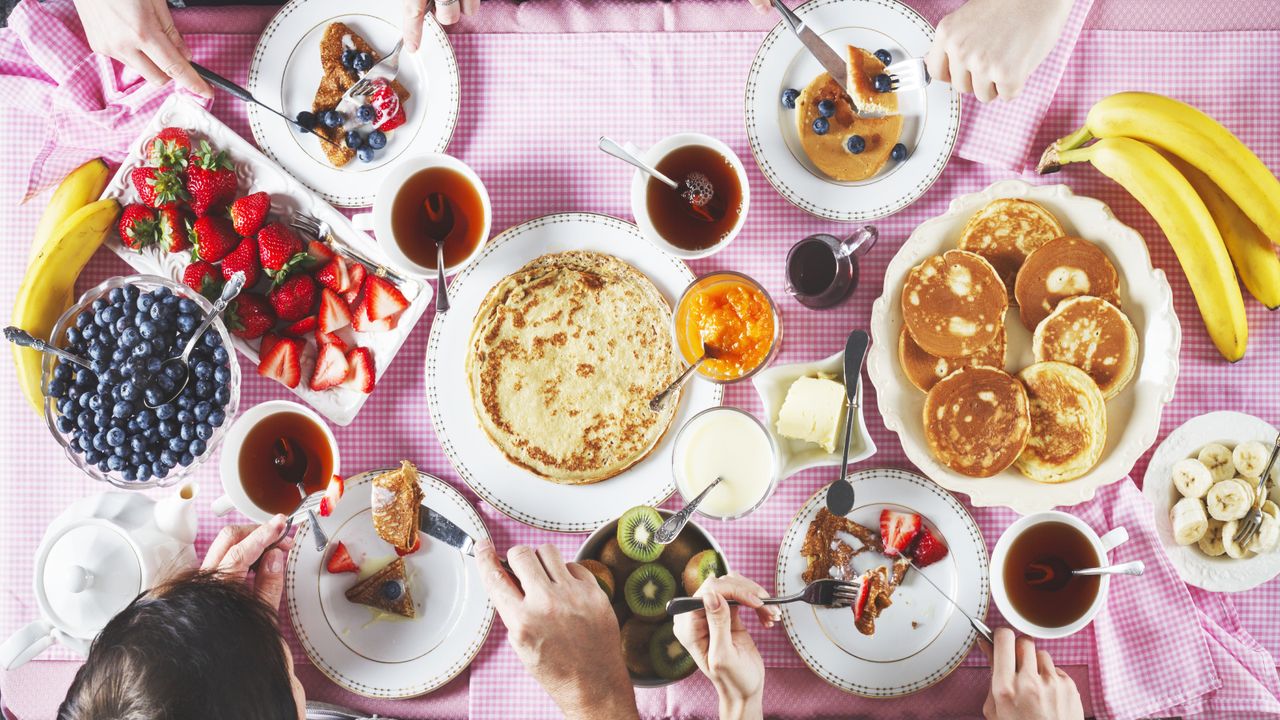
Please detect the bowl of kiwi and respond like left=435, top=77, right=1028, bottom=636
left=575, top=504, right=729, bottom=687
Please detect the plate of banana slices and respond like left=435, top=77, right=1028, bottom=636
left=1144, top=411, right=1280, bottom=592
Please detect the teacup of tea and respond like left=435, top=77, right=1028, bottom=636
left=629, top=133, right=750, bottom=259
left=352, top=154, right=492, bottom=278
left=213, top=400, right=340, bottom=523
left=990, top=511, right=1130, bottom=639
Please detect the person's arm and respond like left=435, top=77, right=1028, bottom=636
left=403, top=0, right=482, bottom=50
left=476, top=541, right=639, bottom=720
left=199, top=515, right=295, bottom=609
left=70, top=0, right=211, bottom=97
left=982, top=628, right=1083, bottom=720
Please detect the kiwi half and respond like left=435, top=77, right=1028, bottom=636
left=649, top=622, right=696, bottom=680
left=579, top=559, right=615, bottom=599
left=682, top=549, right=725, bottom=596
left=617, top=506, right=665, bottom=563
left=600, top=537, right=642, bottom=581
left=625, top=563, right=677, bottom=619
left=621, top=618, right=656, bottom=677
left=659, top=526, right=707, bottom=579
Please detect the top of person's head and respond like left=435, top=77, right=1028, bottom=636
left=58, top=570, right=299, bottom=720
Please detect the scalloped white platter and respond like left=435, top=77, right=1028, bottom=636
left=1143, top=411, right=1280, bottom=593
left=247, top=0, right=460, bottom=207
left=100, top=95, right=432, bottom=426
left=868, top=180, right=1181, bottom=515
left=744, top=0, right=960, bottom=222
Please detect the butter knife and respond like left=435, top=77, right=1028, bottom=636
left=770, top=0, right=849, bottom=93
left=189, top=62, right=341, bottom=149
left=418, top=504, right=476, bottom=556
left=826, top=330, right=869, bottom=516
left=908, top=559, right=995, bottom=646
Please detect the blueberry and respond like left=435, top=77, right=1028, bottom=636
left=157, top=404, right=176, bottom=420
left=138, top=320, right=158, bottom=340
left=345, top=130, right=362, bottom=149
left=339, top=47, right=358, bottom=68
left=137, top=294, right=154, bottom=312
left=353, top=52, right=373, bottom=72
left=210, top=409, right=227, bottom=427
left=159, top=419, right=177, bottom=438
left=811, top=117, right=830, bottom=135
left=320, top=110, right=344, bottom=129
left=153, top=464, right=168, bottom=479
left=177, top=314, right=197, bottom=334
left=121, top=328, right=141, bottom=348
left=194, top=401, right=212, bottom=422
left=380, top=579, right=403, bottom=600
left=177, top=409, right=194, bottom=424
left=366, top=130, right=386, bottom=150
left=168, top=436, right=186, bottom=453
left=180, top=452, right=194, bottom=467
left=190, top=438, right=206, bottom=456
left=213, top=365, right=231, bottom=384
left=874, top=48, right=892, bottom=65
left=132, top=342, right=151, bottom=358
left=356, top=104, right=376, bottom=123
left=121, top=468, right=137, bottom=482
left=357, top=146, right=375, bottom=163
left=56, top=415, right=74, bottom=433
left=180, top=423, right=195, bottom=441
left=295, top=111, right=318, bottom=132
left=76, top=413, right=94, bottom=432
left=873, top=73, right=892, bottom=93
left=64, top=328, right=81, bottom=346
left=137, top=409, right=156, bottom=429
left=106, top=427, right=125, bottom=447
left=49, top=378, right=68, bottom=397
left=193, top=361, right=213, bottom=380
left=212, top=347, right=229, bottom=364
left=109, top=289, right=125, bottom=304
left=79, top=435, right=93, bottom=452
left=781, top=88, right=800, bottom=109
left=144, top=387, right=164, bottom=407
left=76, top=370, right=94, bottom=387
left=94, top=410, right=110, bottom=428
left=202, top=332, right=219, bottom=349
left=76, top=312, right=92, bottom=329
left=891, top=143, right=909, bottom=161
left=113, top=401, right=133, bottom=418
left=817, top=99, right=836, bottom=118
left=163, top=363, right=185, bottom=381
left=114, top=317, right=130, bottom=334
left=176, top=299, right=194, bottom=314
left=88, top=394, right=103, bottom=411
left=194, top=380, right=213, bottom=399
left=845, top=135, right=866, bottom=154
left=195, top=422, right=213, bottom=441
left=160, top=450, right=178, bottom=468
left=145, top=358, right=163, bottom=374
left=81, top=325, right=96, bottom=340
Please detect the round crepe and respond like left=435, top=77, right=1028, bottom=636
left=466, top=251, right=681, bottom=485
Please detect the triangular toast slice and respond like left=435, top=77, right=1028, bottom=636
left=312, top=22, right=413, bottom=167
left=345, top=557, right=415, bottom=618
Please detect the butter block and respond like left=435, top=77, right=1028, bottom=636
left=776, top=375, right=847, bottom=452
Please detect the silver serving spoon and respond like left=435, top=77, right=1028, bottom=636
left=274, top=436, right=329, bottom=552
left=650, top=342, right=719, bottom=413
left=4, top=327, right=95, bottom=372
left=656, top=478, right=723, bottom=544
left=422, top=192, right=455, bottom=314
left=598, top=137, right=724, bottom=221
left=145, top=271, right=245, bottom=409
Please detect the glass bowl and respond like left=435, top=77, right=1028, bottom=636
left=41, top=274, right=241, bottom=489
left=670, top=406, right=781, bottom=522
left=671, top=270, right=783, bottom=384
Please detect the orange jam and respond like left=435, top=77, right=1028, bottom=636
left=678, top=278, right=776, bottom=381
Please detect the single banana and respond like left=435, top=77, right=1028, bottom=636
left=1199, top=443, right=1237, bottom=482
left=1170, top=496, right=1209, bottom=545
left=1198, top=519, right=1226, bottom=557
left=1249, top=513, right=1280, bottom=554
left=1042, top=137, right=1247, bottom=361
left=1172, top=458, right=1214, bottom=499
left=1222, top=520, right=1252, bottom=559
left=1206, top=478, right=1253, bottom=521
left=1233, top=441, right=1271, bottom=478
left=28, top=158, right=110, bottom=263
left=1042, top=92, right=1280, bottom=248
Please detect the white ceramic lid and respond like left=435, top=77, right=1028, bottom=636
left=40, top=521, right=142, bottom=638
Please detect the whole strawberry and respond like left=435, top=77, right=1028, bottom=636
left=130, top=166, right=186, bottom=208
left=269, top=273, right=317, bottom=322
left=221, top=236, right=261, bottom=287
left=229, top=191, right=270, bottom=237
left=186, top=140, right=237, bottom=215
left=183, top=261, right=223, bottom=298
left=118, top=204, right=158, bottom=249
left=144, top=127, right=191, bottom=170
left=156, top=204, right=190, bottom=253
left=188, top=215, right=239, bottom=262
left=225, top=293, right=276, bottom=340
left=257, top=222, right=308, bottom=280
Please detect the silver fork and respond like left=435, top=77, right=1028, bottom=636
left=908, top=559, right=994, bottom=646
left=885, top=57, right=931, bottom=93
left=666, top=578, right=860, bottom=615
left=1232, top=432, right=1280, bottom=546
left=344, top=39, right=404, bottom=104
left=290, top=213, right=410, bottom=288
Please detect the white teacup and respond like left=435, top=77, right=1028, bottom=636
left=629, top=133, right=750, bottom=259
left=212, top=400, right=340, bottom=523
left=351, top=154, right=492, bottom=278
left=990, top=511, right=1129, bottom=639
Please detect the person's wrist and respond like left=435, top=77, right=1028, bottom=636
left=716, top=689, right=763, bottom=720
left=552, top=664, right=638, bottom=720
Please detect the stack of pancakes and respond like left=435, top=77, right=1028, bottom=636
left=899, top=198, right=1141, bottom=484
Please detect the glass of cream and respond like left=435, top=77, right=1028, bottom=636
left=672, top=407, right=780, bottom=521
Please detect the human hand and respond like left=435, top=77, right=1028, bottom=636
left=403, top=0, right=481, bottom=49
left=672, top=574, right=777, bottom=720
left=744, top=0, right=772, bottom=14
left=199, top=516, right=295, bottom=610
left=71, top=0, right=211, bottom=97
left=981, top=628, right=1084, bottom=720
left=926, top=0, right=1073, bottom=102
left=477, top=541, right=639, bottom=720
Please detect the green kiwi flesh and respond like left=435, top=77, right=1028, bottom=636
left=617, top=506, right=665, bottom=563
left=648, top=622, right=696, bottom=679
left=621, top=618, right=656, bottom=677
left=625, top=563, right=676, bottom=619
left=682, top=549, right=725, bottom=596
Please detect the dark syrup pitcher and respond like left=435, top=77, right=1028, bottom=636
left=785, top=225, right=877, bottom=309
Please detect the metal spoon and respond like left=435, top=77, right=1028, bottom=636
left=1025, top=557, right=1145, bottom=592
left=4, top=327, right=95, bottom=372
left=598, top=136, right=726, bottom=222
left=145, top=271, right=245, bottom=409
left=650, top=344, right=718, bottom=412
left=423, top=192, right=455, bottom=313
left=274, top=436, right=329, bottom=552
left=656, top=477, right=724, bottom=544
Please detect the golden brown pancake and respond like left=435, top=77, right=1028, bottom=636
left=371, top=460, right=423, bottom=553
left=958, top=199, right=1066, bottom=296
left=1033, top=296, right=1138, bottom=400
left=796, top=48, right=902, bottom=182
left=847, top=47, right=895, bottom=115
left=898, top=325, right=1006, bottom=393
left=1014, top=362, right=1108, bottom=484
left=902, top=250, right=1007, bottom=358
left=923, top=366, right=1030, bottom=478
left=1015, top=236, right=1121, bottom=331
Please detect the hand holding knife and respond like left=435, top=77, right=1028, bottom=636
left=189, top=62, right=341, bottom=148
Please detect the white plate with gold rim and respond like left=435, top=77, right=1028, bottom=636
left=868, top=180, right=1181, bottom=515
left=286, top=468, right=493, bottom=698
left=777, top=468, right=988, bottom=697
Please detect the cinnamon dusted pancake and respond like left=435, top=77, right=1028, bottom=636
left=958, top=199, right=1066, bottom=296
left=796, top=48, right=902, bottom=182
left=902, top=250, right=1007, bottom=358
left=800, top=507, right=881, bottom=584
left=372, top=461, right=423, bottom=553
left=1033, top=296, right=1138, bottom=400
left=1014, top=362, right=1107, bottom=484
left=924, top=366, right=1030, bottom=478
left=898, top=325, right=1007, bottom=393
left=312, top=23, right=411, bottom=167
left=345, top=558, right=415, bottom=618
left=1015, top=236, right=1121, bottom=330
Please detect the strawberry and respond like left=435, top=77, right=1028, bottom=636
left=257, top=333, right=302, bottom=388
left=221, top=236, right=261, bottom=287
left=307, top=240, right=337, bottom=263
left=395, top=534, right=422, bottom=557
left=351, top=294, right=397, bottom=333
left=309, top=342, right=350, bottom=391
left=367, top=79, right=406, bottom=132
left=879, top=509, right=922, bottom=557
left=283, top=316, right=318, bottom=337
left=347, top=263, right=367, bottom=294
left=316, top=329, right=350, bottom=354
left=182, top=260, right=223, bottom=298
left=343, top=347, right=375, bottom=394
left=269, top=274, right=317, bottom=322
left=911, top=527, right=949, bottom=568
left=189, top=215, right=239, bottom=262
left=852, top=579, right=872, bottom=622
left=314, top=259, right=346, bottom=293
left=319, top=474, right=345, bottom=516
left=118, top=204, right=158, bottom=249
left=362, top=274, right=409, bottom=321
left=226, top=293, right=276, bottom=339
left=156, top=205, right=190, bottom=253
left=325, top=541, right=359, bottom=574
left=259, top=332, right=285, bottom=360
left=144, top=127, right=191, bottom=170
left=229, top=191, right=270, bottom=237
left=186, top=140, right=237, bottom=215
left=257, top=222, right=308, bottom=279
left=318, top=287, right=353, bottom=334
left=130, top=166, right=186, bottom=208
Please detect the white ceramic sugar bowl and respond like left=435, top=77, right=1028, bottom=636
left=0, top=483, right=199, bottom=669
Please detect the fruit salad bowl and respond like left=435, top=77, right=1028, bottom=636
left=41, top=274, right=241, bottom=489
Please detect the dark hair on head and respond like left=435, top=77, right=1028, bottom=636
left=58, top=569, right=298, bottom=720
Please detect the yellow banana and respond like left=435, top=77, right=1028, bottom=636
left=29, top=158, right=111, bottom=263
left=1050, top=137, right=1247, bottom=361
left=12, top=199, right=120, bottom=412
left=1041, top=92, right=1280, bottom=248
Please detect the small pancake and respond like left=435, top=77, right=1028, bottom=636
left=796, top=47, right=903, bottom=182
left=958, top=199, right=1066, bottom=296
left=1033, top=296, right=1138, bottom=400
left=898, top=325, right=1006, bottom=393
left=847, top=46, right=895, bottom=115
left=902, top=250, right=1007, bottom=358
left=1015, top=236, right=1121, bottom=330
left=923, top=366, right=1030, bottom=478
left=1014, top=362, right=1108, bottom=484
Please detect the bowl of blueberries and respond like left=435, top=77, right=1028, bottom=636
left=41, top=274, right=240, bottom=488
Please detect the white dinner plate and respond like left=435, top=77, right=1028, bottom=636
left=425, top=213, right=723, bottom=533
left=1143, top=411, right=1280, bottom=593
left=247, top=0, right=460, bottom=207
left=777, top=468, right=988, bottom=697
left=868, top=180, right=1181, bottom=514
left=286, top=468, right=493, bottom=698
left=744, top=0, right=960, bottom=221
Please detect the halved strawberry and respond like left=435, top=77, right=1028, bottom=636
left=309, top=342, right=350, bottom=391
left=342, top=347, right=375, bottom=394
left=318, top=287, right=353, bottom=334
left=851, top=579, right=872, bottom=621
left=880, top=510, right=922, bottom=557
left=347, top=263, right=367, bottom=295
left=362, top=275, right=409, bottom=321
left=318, top=474, right=345, bottom=517
left=257, top=333, right=302, bottom=388
left=307, top=240, right=337, bottom=263
left=395, top=534, right=422, bottom=557
left=325, top=541, right=359, bottom=574
left=316, top=329, right=350, bottom=354
left=259, top=332, right=285, bottom=359
left=315, top=260, right=344, bottom=292
left=911, top=527, right=949, bottom=568
left=351, top=295, right=397, bottom=333
left=284, top=316, right=318, bottom=337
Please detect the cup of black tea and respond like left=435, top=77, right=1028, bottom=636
left=784, top=225, right=877, bottom=309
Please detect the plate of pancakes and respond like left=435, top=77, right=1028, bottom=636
left=744, top=0, right=960, bottom=221
left=868, top=179, right=1181, bottom=515
left=425, top=213, right=722, bottom=532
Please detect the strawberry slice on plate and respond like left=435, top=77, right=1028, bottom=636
left=351, top=294, right=397, bottom=333
left=342, top=347, right=375, bottom=394
left=309, top=342, right=350, bottom=391
left=879, top=509, right=922, bottom=557
left=284, top=315, right=318, bottom=337
left=315, top=259, right=345, bottom=292
left=318, top=288, right=353, bottom=334
left=318, top=474, right=345, bottom=516
left=325, top=541, right=358, bottom=574
left=316, top=329, right=350, bottom=354
left=257, top=334, right=302, bottom=388
left=362, top=275, right=409, bottom=321
left=307, top=240, right=337, bottom=263
left=911, top=527, right=949, bottom=568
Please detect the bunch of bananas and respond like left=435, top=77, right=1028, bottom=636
left=11, top=159, right=119, bottom=412
left=1038, top=91, right=1280, bottom=362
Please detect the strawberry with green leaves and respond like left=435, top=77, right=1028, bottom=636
left=189, top=215, right=239, bottom=262
left=226, top=293, right=277, bottom=339
left=221, top=236, right=261, bottom=287
left=130, top=166, right=186, bottom=208
left=183, top=261, right=223, bottom=299
left=269, top=273, right=317, bottom=322
left=257, top=222, right=309, bottom=280
left=156, top=205, right=190, bottom=253
left=144, top=127, right=191, bottom=170
left=186, top=141, right=238, bottom=215
left=229, top=191, right=270, bottom=237
left=118, top=204, right=159, bottom=249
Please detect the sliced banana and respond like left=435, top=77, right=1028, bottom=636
left=1222, top=520, right=1253, bottom=559
left=1171, top=458, right=1214, bottom=499
left=1233, top=441, right=1270, bottom=478
left=1170, top=497, right=1209, bottom=545
left=1206, top=478, right=1252, bottom=521
left=1264, top=500, right=1280, bottom=522
left=1199, top=443, right=1236, bottom=482
left=1249, top=513, right=1280, bottom=554
left=1198, top=519, right=1226, bottom=556
left=1268, top=482, right=1280, bottom=508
